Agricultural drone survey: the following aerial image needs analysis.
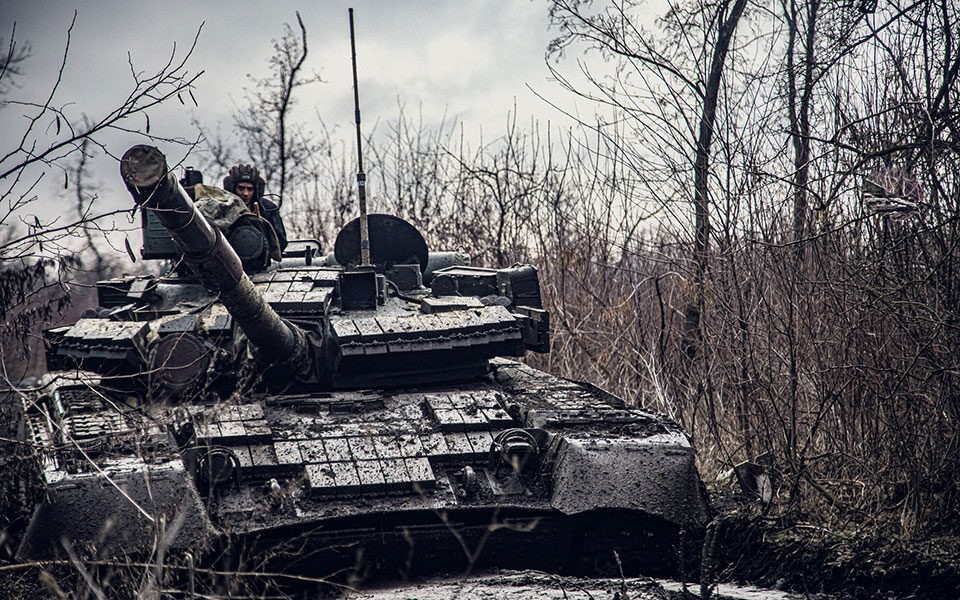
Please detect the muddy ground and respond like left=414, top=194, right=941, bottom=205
left=348, top=570, right=812, bottom=600
left=349, top=571, right=685, bottom=600
left=703, top=490, right=960, bottom=599
left=3, top=498, right=956, bottom=598
left=341, top=496, right=960, bottom=600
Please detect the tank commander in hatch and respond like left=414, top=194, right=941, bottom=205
left=223, top=164, right=289, bottom=252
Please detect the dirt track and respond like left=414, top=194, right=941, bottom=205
left=348, top=570, right=810, bottom=600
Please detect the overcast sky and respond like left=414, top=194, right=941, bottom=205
left=1, top=1, right=662, bottom=262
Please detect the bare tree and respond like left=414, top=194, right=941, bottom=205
left=200, top=12, right=325, bottom=211
left=547, top=0, right=750, bottom=358
left=0, top=24, right=29, bottom=96
left=536, top=0, right=960, bottom=539
left=0, top=12, right=202, bottom=379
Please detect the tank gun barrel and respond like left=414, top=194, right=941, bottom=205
left=120, top=145, right=307, bottom=368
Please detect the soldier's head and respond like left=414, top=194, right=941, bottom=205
left=235, top=180, right=256, bottom=203
left=224, top=164, right=265, bottom=207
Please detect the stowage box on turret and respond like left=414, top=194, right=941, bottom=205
left=15, top=145, right=708, bottom=582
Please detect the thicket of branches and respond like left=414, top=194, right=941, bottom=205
left=537, top=0, right=960, bottom=536
left=0, top=14, right=202, bottom=381
left=235, top=1, right=959, bottom=537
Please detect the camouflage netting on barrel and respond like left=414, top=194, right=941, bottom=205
left=192, top=183, right=282, bottom=262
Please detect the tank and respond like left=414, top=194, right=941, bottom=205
left=14, top=145, right=708, bottom=584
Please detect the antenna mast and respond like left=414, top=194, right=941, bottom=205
left=349, top=8, right=371, bottom=267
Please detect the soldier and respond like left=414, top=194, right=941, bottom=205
left=223, top=164, right=288, bottom=252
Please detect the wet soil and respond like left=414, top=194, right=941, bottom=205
left=350, top=571, right=676, bottom=599
left=705, top=492, right=960, bottom=599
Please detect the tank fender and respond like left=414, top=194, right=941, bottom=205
left=549, top=433, right=710, bottom=528
left=17, top=459, right=217, bottom=560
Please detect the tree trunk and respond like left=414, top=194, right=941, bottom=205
left=684, top=0, right=751, bottom=356
left=784, top=0, right=819, bottom=256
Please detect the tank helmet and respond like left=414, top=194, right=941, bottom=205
left=223, top=164, right=266, bottom=199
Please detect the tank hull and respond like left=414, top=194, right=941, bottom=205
left=18, top=361, right=707, bottom=581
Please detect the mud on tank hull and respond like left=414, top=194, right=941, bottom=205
left=234, top=508, right=691, bottom=582
left=17, top=360, right=707, bottom=581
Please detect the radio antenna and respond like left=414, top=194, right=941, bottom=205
left=349, top=8, right=371, bottom=267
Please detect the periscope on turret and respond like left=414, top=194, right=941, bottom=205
left=15, top=144, right=708, bottom=585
